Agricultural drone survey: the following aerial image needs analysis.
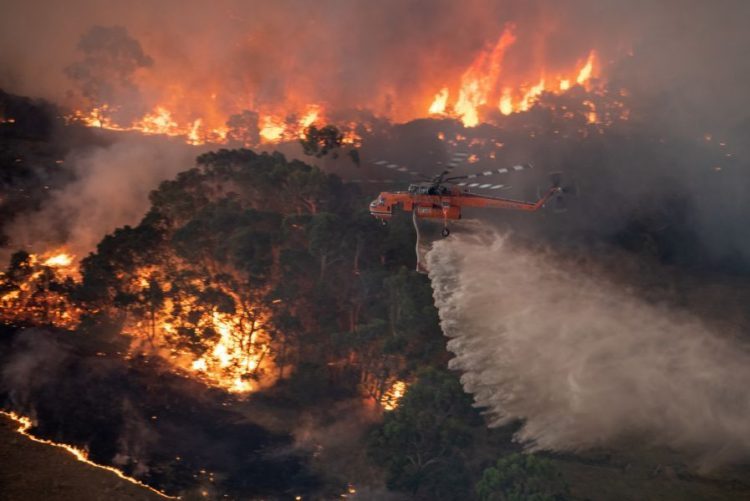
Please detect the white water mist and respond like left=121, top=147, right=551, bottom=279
left=427, top=229, right=750, bottom=468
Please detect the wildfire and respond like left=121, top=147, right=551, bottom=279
left=126, top=266, right=275, bottom=395
left=67, top=99, right=330, bottom=148
left=0, top=410, right=175, bottom=498
left=428, top=87, right=449, bottom=115
left=427, top=25, right=601, bottom=125
left=43, top=252, right=74, bottom=268
left=1, top=248, right=275, bottom=395
left=452, top=27, right=517, bottom=127
left=380, top=380, right=407, bottom=411
left=258, top=115, right=287, bottom=143
left=187, top=310, right=268, bottom=394
left=58, top=22, right=613, bottom=148
left=0, top=249, right=80, bottom=328
left=68, top=103, right=233, bottom=145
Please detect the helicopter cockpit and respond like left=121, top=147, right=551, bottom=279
left=407, top=184, right=450, bottom=196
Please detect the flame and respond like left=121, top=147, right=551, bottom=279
left=62, top=27, right=608, bottom=145
left=576, top=50, right=596, bottom=86
left=453, top=27, right=517, bottom=127
left=187, top=310, right=266, bottom=394
left=1, top=249, right=275, bottom=394
left=136, top=107, right=178, bottom=135
left=583, top=99, right=598, bottom=124
left=43, top=252, right=74, bottom=268
left=258, top=115, right=286, bottom=143
left=126, top=266, right=275, bottom=394
left=424, top=29, right=602, bottom=124
left=499, top=88, right=513, bottom=115
left=380, top=380, right=407, bottom=411
left=0, top=410, right=175, bottom=498
left=1, top=249, right=80, bottom=327
left=299, top=105, right=322, bottom=130
left=187, top=119, right=203, bottom=145
left=519, top=78, right=546, bottom=112
left=428, top=87, right=449, bottom=115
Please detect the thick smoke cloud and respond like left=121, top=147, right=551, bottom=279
left=427, top=229, right=750, bottom=469
left=1, top=329, right=69, bottom=413
left=6, top=137, right=197, bottom=258
left=64, top=25, right=153, bottom=119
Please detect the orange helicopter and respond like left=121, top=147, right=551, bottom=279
left=368, top=152, right=571, bottom=237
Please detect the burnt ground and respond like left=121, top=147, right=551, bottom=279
left=0, top=413, right=163, bottom=501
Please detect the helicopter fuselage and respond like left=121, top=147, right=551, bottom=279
left=368, top=185, right=560, bottom=224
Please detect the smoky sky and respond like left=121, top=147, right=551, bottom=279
left=6, top=136, right=199, bottom=259
left=0, top=0, right=747, bottom=128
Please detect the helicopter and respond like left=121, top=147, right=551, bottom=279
left=367, top=152, right=572, bottom=237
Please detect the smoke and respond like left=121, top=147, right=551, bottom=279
left=1, top=328, right=70, bottom=413
left=0, top=328, right=317, bottom=495
left=6, top=136, right=197, bottom=258
left=0, top=0, right=747, bottom=128
left=427, top=228, right=750, bottom=469
left=113, top=398, right=158, bottom=477
left=64, top=25, right=153, bottom=120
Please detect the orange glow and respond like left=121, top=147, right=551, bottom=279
left=454, top=27, right=517, bottom=127
left=428, top=87, right=449, bottom=115
left=42, top=251, right=74, bottom=268
left=380, top=380, right=407, bottom=411
left=259, top=115, right=286, bottom=143
left=493, top=50, right=599, bottom=116
left=187, top=119, right=203, bottom=145
left=136, top=106, right=178, bottom=135
left=63, top=28, right=606, bottom=144
left=499, top=88, right=513, bottom=115
left=583, top=99, right=598, bottom=124
left=1, top=248, right=276, bottom=395
left=1, top=410, right=175, bottom=498
left=1, top=249, right=80, bottom=327
left=299, top=105, right=322, bottom=130
left=576, top=51, right=596, bottom=86
left=519, top=78, right=546, bottom=111
left=126, top=266, right=276, bottom=394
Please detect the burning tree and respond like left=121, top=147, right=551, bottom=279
left=0, top=249, right=79, bottom=328
left=67, top=148, right=420, bottom=398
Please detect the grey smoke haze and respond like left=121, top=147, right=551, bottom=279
left=1, top=329, right=69, bottom=413
left=427, top=229, right=750, bottom=469
left=6, top=137, right=197, bottom=258
left=64, top=25, right=153, bottom=120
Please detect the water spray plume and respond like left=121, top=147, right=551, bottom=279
left=427, top=229, right=750, bottom=469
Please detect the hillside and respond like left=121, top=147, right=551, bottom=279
left=0, top=413, right=165, bottom=501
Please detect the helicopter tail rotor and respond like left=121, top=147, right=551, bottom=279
left=546, top=172, right=577, bottom=212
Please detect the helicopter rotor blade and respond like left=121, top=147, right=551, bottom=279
left=445, top=163, right=533, bottom=183
left=371, top=159, right=431, bottom=180
left=453, top=181, right=511, bottom=190
left=438, top=151, right=471, bottom=177
left=349, top=178, right=399, bottom=184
